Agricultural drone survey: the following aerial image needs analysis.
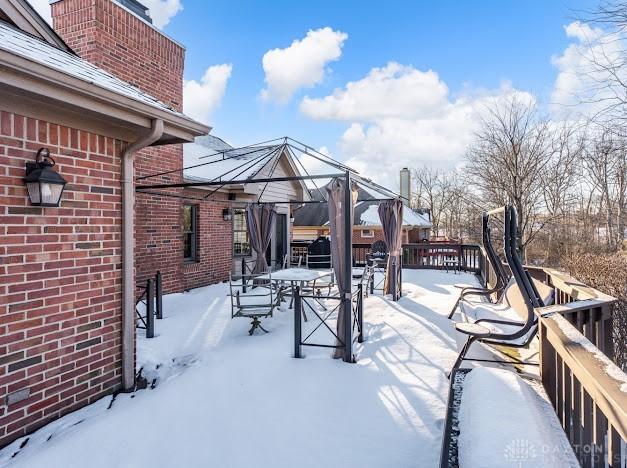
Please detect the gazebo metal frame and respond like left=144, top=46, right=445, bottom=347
left=134, top=137, right=402, bottom=362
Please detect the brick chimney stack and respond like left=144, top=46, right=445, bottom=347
left=50, top=0, right=184, bottom=112
left=400, top=167, right=411, bottom=206
left=50, top=0, right=189, bottom=294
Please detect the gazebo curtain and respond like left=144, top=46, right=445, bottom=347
left=378, top=200, right=403, bottom=298
left=327, top=178, right=358, bottom=359
left=246, top=203, right=277, bottom=274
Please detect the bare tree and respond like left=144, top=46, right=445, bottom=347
left=465, top=97, right=551, bottom=259
left=412, top=167, right=456, bottom=236
left=411, top=167, right=484, bottom=242
left=584, top=127, right=627, bottom=248
left=541, top=123, right=584, bottom=262
left=572, top=3, right=627, bottom=130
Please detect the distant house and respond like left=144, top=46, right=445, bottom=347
left=292, top=188, right=432, bottom=244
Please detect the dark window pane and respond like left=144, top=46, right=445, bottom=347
left=183, top=205, right=192, bottom=232
left=183, top=205, right=197, bottom=260
left=233, top=209, right=250, bottom=255
left=183, top=233, right=192, bottom=259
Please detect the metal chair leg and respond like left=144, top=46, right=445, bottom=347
left=448, top=297, right=462, bottom=319
left=248, top=316, right=268, bottom=335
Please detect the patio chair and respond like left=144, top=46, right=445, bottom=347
left=442, top=245, right=461, bottom=274
left=282, top=254, right=302, bottom=269
left=449, top=206, right=553, bottom=373
left=275, top=254, right=305, bottom=308
left=447, top=213, right=510, bottom=319
left=228, top=273, right=277, bottom=335
left=370, top=240, right=388, bottom=270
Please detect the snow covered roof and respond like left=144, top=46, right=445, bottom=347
left=357, top=204, right=432, bottom=228
left=293, top=186, right=432, bottom=228
left=0, top=21, right=185, bottom=118
left=183, top=138, right=283, bottom=182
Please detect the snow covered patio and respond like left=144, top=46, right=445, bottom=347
left=0, top=270, right=574, bottom=467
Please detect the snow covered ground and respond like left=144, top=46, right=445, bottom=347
left=0, top=270, right=572, bottom=467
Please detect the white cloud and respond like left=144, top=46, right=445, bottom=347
left=29, top=0, right=181, bottom=28
left=183, top=64, right=233, bottom=124
left=551, top=21, right=627, bottom=119
left=300, top=63, right=449, bottom=121
left=299, top=62, right=533, bottom=188
left=142, top=0, right=183, bottom=29
left=261, top=27, right=348, bottom=104
left=30, top=0, right=52, bottom=24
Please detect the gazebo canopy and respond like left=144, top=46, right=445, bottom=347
left=135, top=137, right=400, bottom=204
left=135, top=137, right=404, bottom=363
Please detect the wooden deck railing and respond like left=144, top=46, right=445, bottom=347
left=481, top=258, right=624, bottom=466
left=531, top=269, right=624, bottom=467
left=539, top=310, right=625, bottom=467
left=293, top=241, right=483, bottom=272
left=401, top=243, right=482, bottom=272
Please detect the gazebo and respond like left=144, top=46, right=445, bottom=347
left=135, top=137, right=404, bottom=362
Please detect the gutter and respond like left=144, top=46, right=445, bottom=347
left=121, top=118, right=164, bottom=391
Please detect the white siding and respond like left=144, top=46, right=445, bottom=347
left=253, top=155, right=301, bottom=203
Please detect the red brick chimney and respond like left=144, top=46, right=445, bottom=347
left=50, top=0, right=184, bottom=111
left=51, top=0, right=188, bottom=294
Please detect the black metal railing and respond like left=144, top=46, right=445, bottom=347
left=293, top=284, right=364, bottom=361
left=135, top=271, right=163, bottom=338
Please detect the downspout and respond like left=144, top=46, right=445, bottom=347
left=121, top=118, right=164, bottom=391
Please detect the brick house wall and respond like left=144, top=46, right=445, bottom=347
left=180, top=189, right=232, bottom=290
left=352, top=228, right=386, bottom=244
left=51, top=0, right=232, bottom=294
left=0, top=111, right=124, bottom=446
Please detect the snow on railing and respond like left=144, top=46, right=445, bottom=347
left=536, top=268, right=624, bottom=467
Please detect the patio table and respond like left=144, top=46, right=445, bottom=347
left=257, top=268, right=333, bottom=283
left=257, top=268, right=334, bottom=318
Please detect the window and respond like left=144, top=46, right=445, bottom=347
left=183, top=204, right=198, bottom=261
left=362, top=229, right=374, bottom=238
left=233, top=208, right=251, bottom=256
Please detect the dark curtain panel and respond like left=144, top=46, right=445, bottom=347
left=246, top=203, right=277, bottom=274
left=327, top=178, right=358, bottom=359
left=378, top=200, right=403, bottom=297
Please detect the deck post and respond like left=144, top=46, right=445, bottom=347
left=343, top=171, right=353, bottom=363
left=398, top=253, right=403, bottom=299
left=241, top=258, right=247, bottom=293
left=146, top=278, right=154, bottom=339
left=294, top=286, right=302, bottom=358
left=155, top=270, right=163, bottom=319
left=358, top=283, right=364, bottom=343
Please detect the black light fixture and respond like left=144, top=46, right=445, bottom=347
left=222, top=207, right=233, bottom=221
left=290, top=212, right=295, bottom=223
left=24, top=148, right=67, bottom=207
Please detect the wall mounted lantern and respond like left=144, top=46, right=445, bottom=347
left=222, top=207, right=233, bottom=221
left=24, top=148, right=67, bottom=207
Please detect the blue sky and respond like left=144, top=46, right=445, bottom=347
left=31, top=0, right=601, bottom=187
left=166, top=1, right=594, bottom=146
